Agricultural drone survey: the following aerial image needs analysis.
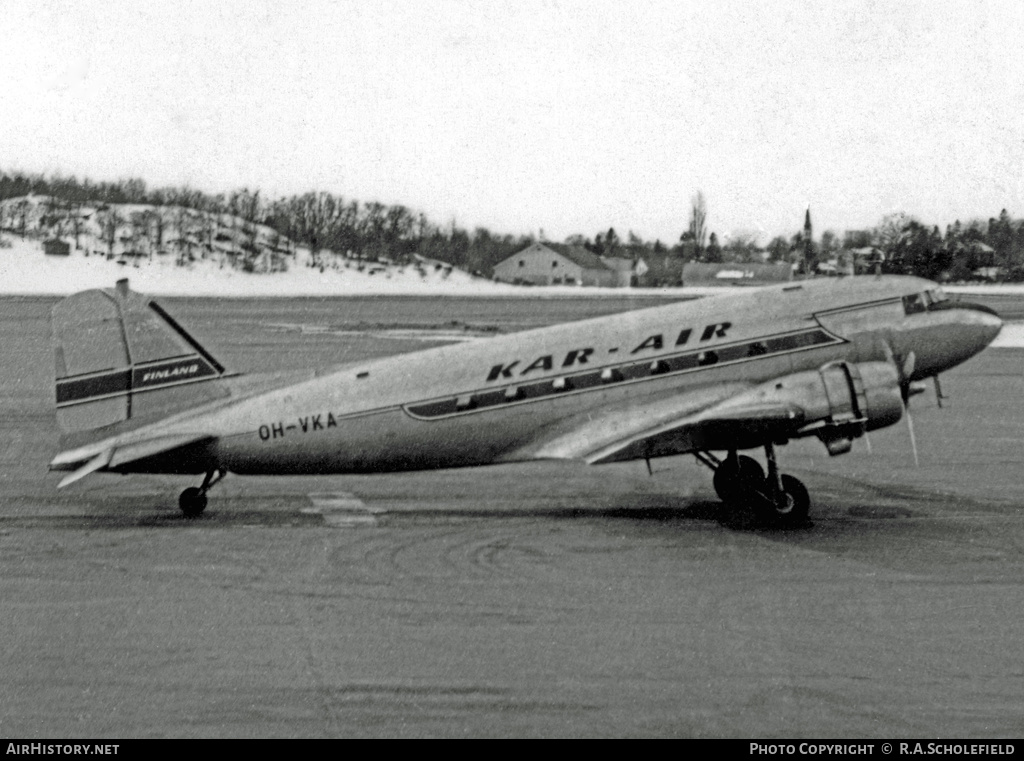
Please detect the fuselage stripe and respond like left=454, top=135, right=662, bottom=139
left=403, top=327, right=842, bottom=420
left=56, top=355, right=222, bottom=407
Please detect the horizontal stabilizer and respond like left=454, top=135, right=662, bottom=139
left=52, top=432, right=213, bottom=487
left=108, top=433, right=213, bottom=469
left=57, top=449, right=113, bottom=489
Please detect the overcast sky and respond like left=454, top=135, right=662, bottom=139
left=2, top=0, right=1022, bottom=244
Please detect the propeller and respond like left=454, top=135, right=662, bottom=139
left=902, top=351, right=920, bottom=467
left=882, top=342, right=921, bottom=467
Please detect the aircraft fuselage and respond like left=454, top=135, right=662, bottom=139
left=146, top=276, right=999, bottom=476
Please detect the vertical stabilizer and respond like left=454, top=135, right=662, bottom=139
left=53, top=279, right=230, bottom=434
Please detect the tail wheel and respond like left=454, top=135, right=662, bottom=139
left=713, top=454, right=766, bottom=503
left=179, top=487, right=208, bottom=518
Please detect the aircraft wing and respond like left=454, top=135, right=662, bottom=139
left=504, top=381, right=808, bottom=465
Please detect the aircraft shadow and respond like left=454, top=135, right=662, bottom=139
left=0, top=496, right=815, bottom=532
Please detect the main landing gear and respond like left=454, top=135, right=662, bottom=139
left=178, top=468, right=226, bottom=518
left=695, top=444, right=810, bottom=527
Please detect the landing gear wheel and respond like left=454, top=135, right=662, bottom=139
left=761, top=474, right=810, bottom=526
left=713, top=454, right=765, bottom=504
left=179, top=486, right=208, bottom=518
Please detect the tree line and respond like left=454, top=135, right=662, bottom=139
left=0, top=170, right=536, bottom=275
left=2, top=170, right=1021, bottom=281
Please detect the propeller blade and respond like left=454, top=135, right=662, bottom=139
left=905, top=404, right=920, bottom=467
left=934, top=375, right=945, bottom=408
left=883, top=339, right=920, bottom=465
left=902, top=350, right=916, bottom=380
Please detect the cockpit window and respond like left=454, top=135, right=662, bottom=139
left=927, top=288, right=949, bottom=304
left=902, top=293, right=927, bottom=315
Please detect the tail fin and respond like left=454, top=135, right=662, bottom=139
left=53, top=279, right=231, bottom=435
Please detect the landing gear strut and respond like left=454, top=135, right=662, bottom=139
left=178, top=468, right=226, bottom=518
left=696, top=446, right=810, bottom=526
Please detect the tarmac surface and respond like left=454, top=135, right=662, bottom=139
left=1, top=293, right=1023, bottom=738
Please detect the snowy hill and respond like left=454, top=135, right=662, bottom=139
left=0, top=194, right=523, bottom=296
left=0, top=234, right=528, bottom=297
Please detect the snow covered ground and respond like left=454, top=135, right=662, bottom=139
left=0, top=236, right=740, bottom=298
left=0, top=236, right=518, bottom=297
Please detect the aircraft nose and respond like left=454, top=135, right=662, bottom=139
left=905, top=299, right=1003, bottom=378
left=956, top=301, right=1003, bottom=347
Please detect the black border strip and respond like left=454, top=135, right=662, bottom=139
left=56, top=355, right=225, bottom=408
left=55, top=368, right=131, bottom=405
left=404, top=328, right=843, bottom=421
left=55, top=373, right=225, bottom=408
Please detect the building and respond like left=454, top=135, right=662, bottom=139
left=848, top=247, right=884, bottom=274
left=601, top=255, right=647, bottom=287
left=43, top=238, right=70, bottom=256
left=681, top=261, right=792, bottom=286
left=493, top=242, right=641, bottom=287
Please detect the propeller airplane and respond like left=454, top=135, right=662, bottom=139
left=49, top=276, right=1001, bottom=525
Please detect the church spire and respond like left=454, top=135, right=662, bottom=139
left=803, top=206, right=813, bottom=274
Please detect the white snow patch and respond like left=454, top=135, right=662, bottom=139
left=946, top=285, right=1024, bottom=295
left=991, top=322, right=1024, bottom=348
left=0, top=236, right=740, bottom=298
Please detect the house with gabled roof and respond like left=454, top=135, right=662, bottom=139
left=492, top=242, right=639, bottom=287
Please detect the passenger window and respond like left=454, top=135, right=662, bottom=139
left=697, top=351, right=718, bottom=366
left=902, top=293, right=927, bottom=315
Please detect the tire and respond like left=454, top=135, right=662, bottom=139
left=713, top=454, right=766, bottom=503
left=769, top=474, right=810, bottom=526
left=179, top=487, right=208, bottom=518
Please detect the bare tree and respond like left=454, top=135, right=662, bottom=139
left=874, top=212, right=912, bottom=263
left=724, top=230, right=761, bottom=262
left=97, top=207, right=123, bottom=258
left=128, top=211, right=152, bottom=258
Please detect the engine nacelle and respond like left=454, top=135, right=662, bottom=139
left=806, top=360, right=904, bottom=455
left=701, top=360, right=906, bottom=455
left=851, top=361, right=906, bottom=431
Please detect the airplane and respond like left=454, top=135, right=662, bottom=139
left=48, top=275, right=1002, bottom=525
